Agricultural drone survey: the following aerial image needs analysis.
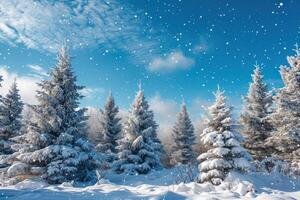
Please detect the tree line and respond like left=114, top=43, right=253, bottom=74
left=0, top=44, right=299, bottom=186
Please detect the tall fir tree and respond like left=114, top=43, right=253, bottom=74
left=0, top=80, right=23, bottom=155
left=113, top=84, right=162, bottom=174
left=198, top=88, right=251, bottom=185
left=170, top=102, right=196, bottom=165
left=267, top=46, right=300, bottom=161
left=240, top=65, right=273, bottom=160
left=7, top=44, right=95, bottom=184
left=95, top=92, right=122, bottom=162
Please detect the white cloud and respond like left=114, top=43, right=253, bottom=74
left=149, top=51, right=195, bottom=72
left=149, top=94, right=178, bottom=126
left=149, top=94, right=179, bottom=143
left=0, top=0, right=159, bottom=62
left=27, top=64, right=48, bottom=77
left=0, top=66, right=40, bottom=104
left=81, top=87, right=105, bottom=100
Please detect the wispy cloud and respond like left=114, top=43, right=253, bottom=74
left=81, top=87, right=105, bottom=100
left=0, top=0, right=159, bottom=62
left=27, top=64, right=48, bottom=78
left=149, top=51, right=195, bottom=72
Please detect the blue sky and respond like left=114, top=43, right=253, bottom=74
left=0, top=0, right=299, bottom=125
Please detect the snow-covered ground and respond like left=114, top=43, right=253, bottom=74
left=0, top=168, right=299, bottom=200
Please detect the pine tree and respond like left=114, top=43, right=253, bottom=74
left=130, top=84, right=163, bottom=157
left=95, top=92, right=122, bottom=162
left=240, top=65, right=273, bottom=160
left=267, top=46, right=300, bottom=161
left=8, top=44, right=96, bottom=184
left=0, top=80, right=23, bottom=155
left=113, top=84, right=162, bottom=174
left=198, top=88, right=251, bottom=185
left=0, top=76, right=5, bottom=155
left=170, top=102, right=196, bottom=165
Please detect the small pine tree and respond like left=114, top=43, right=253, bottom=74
left=240, top=65, right=273, bottom=160
left=198, top=88, right=251, bottom=185
left=113, top=85, right=162, bottom=174
left=267, top=46, right=300, bottom=161
left=8, top=44, right=96, bottom=184
left=0, top=80, right=23, bottom=155
left=171, top=102, right=196, bottom=165
left=134, top=84, right=163, bottom=157
left=95, top=92, right=122, bottom=162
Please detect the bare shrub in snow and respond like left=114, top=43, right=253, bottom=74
left=173, top=164, right=198, bottom=184
left=256, top=158, right=300, bottom=178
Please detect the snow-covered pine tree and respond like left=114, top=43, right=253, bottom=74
left=170, top=102, right=196, bottom=165
left=266, top=46, right=300, bottom=161
left=137, top=85, right=164, bottom=157
left=0, top=80, right=23, bottom=156
left=240, top=65, right=273, bottom=160
left=198, top=88, right=251, bottom=185
left=95, top=92, right=122, bottom=162
left=8, top=44, right=95, bottom=184
left=113, top=84, right=162, bottom=174
left=130, top=83, right=163, bottom=157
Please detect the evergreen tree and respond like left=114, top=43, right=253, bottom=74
left=198, top=88, right=251, bottom=185
left=0, top=80, right=23, bottom=155
left=113, top=84, right=162, bottom=174
left=170, top=102, right=196, bottom=165
left=95, top=92, right=122, bottom=162
left=267, top=46, right=300, bottom=161
left=240, top=65, right=273, bottom=160
left=8, top=44, right=95, bottom=184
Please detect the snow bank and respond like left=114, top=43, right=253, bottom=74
left=7, top=162, right=29, bottom=177
left=0, top=168, right=299, bottom=200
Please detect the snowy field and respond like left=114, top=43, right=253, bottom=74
left=1, top=168, right=299, bottom=200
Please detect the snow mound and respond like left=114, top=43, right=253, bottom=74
left=220, top=172, right=255, bottom=195
left=13, top=178, right=48, bottom=189
left=0, top=168, right=299, bottom=200
left=7, top=162, right=29, bottom=177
